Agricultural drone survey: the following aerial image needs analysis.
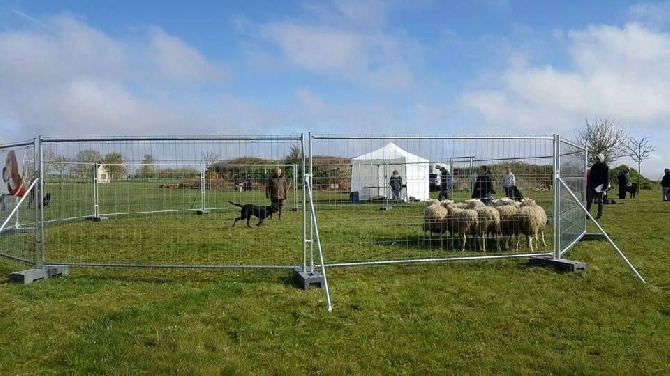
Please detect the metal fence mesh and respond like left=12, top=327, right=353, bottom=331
left=39, top=136, right=304, bottom=268
left=1, top=134, right=587, bottom=274
left=308, top=135, right=566, bottom=266
left=0, top=142, right=38, bottom=267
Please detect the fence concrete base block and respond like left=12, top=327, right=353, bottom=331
left=9, top=265, right=69, bottom=284
left=293, top=268, right=325, bottom=290
left=196, top=209, right=210, bottom=215
left=581, top=233, right=607, bottom=241
left=528, top=256, right=586, bottom=272
left=9, top=269, right=47, bottom=284
left=86, top=216, right=108, bottom=222
left=45, top=265, right=69, bottom=278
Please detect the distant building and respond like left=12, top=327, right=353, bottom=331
left=96, top=164, right=110, bottom=184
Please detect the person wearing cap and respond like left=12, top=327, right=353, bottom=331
left=586, top=153, right=609, bottom=220
left=437, top=165, right=454, bottom=200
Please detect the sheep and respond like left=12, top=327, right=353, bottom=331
left=512, top=198, right=548, bottom=252
left=474, top=206, right=501, bottom=252
left=445, top=203, right=479, bottom=251
left=425, top=198, right=441, bottom=207
left=422, top=201, right=449, bottom=240
left=464, top=198, right=485, bottom=209
left=493, top=198, right=521, bottom=250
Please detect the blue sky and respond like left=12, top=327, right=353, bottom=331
left=1, top=0, right=669, bottom=176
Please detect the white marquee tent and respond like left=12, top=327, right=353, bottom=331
left=350, top=142, right=430, bottom=202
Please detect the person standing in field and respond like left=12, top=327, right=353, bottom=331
left=661, top=168, right=670, bottom=201
left=437, top=166, right=454, bottom=200
left=389, top=170, right=403, bottom=203
left=586, top=153, right=609, bottom=220
left=617, top=167, right=629, bottom=200
left=471, top=165, right=495, bottom=205
left=501, top=167, right=516, bottom=199
left=266, top=167, right=290, bottom=219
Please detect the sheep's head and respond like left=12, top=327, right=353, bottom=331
left=492, top=197, right=514, bottom=207
left=464, top=198, right=485, bottom=209
left=520, top=198, right=536, bottom=206
left=440, top=199, right=454, bottom=208
left=425, top=199, right=440, bottom=207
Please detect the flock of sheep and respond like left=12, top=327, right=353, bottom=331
left=422, top=197, right=548, bottom=253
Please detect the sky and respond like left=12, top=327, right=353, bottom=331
left=1, top=0, right=669, bottom=178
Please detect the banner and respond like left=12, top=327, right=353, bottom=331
left=2, top=149, right=27, bottom=197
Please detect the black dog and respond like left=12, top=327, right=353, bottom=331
left=228, top=201, right=275, bottom=228
left=627, top=183, right=639, bottom=199
left=28, top=190, right=51, bottom=209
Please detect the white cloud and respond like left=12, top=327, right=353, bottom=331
left=461, top=20, right=670, bottom=174
left=463, top=23, right=670, bottom=132
left=0, top=14, right=125, bottom=88
left=629, top=1, right=670, bottom=28
left=143, top=27, right=225, bottom=85
left=0, top=13, right=237, bottom=142
left=252, top=0, right=419, bottom=91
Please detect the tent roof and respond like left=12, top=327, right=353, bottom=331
left=352, top=142, right=428, bottom=163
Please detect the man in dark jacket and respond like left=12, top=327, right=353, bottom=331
left=586, top=153, right=609, bottom=220
left=266, top=167, right=290, bottom=219
left=471, top=165, right=495, bottom=205
left=617, top=167, right=629, bottom=199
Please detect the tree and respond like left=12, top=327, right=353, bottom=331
left=575, top=118, right=629, bottom=164
left=626, top=136, right=655, bottom=185
left=201, top=151, right=219, bottom=168
left=50, top=155, right=70, bottom=188
left=201, top=151, right=220, bottom=189
left=73, top=150, right=103, bottom=178
left=284, top=144, right=303, bottom=165
left=138, top=154, right=157, bottom=178
left=102, top=153, right=127, bottom=180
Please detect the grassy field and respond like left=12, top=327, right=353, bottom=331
left=1, top=188, right=670, bottom=374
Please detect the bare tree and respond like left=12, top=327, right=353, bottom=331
left=575, top=118, right=629, bottom=163
left=50, top=155, right=70, bottom=189
left=626, top=136, right=655, bottom=186
left=201, top=151, right=219, bottom=168
left=201, top=151, right=220, bottom=189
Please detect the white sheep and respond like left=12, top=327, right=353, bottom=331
left=422, top=201, right=449, bottom=238
left=513, top=198, right=548, bottom=252
left=446, top=204, right=479, bottom=251
left=493, top=198, right=521, bottom=250
left=474, top=206, right=501, bottom=252
left=464, top=198, right=485, bottom=209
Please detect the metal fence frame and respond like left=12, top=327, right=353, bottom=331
left=2, top=133, right=589, bottom=281
left=305, top=134, right=588, bottom=268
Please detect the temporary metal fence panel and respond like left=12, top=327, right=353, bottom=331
left=555, top=137, right=588, bottom=258
left=39, top=135, right=304, bottom=269
left=308, top=135, right=560, bottom=267
left=0, top=140, right=40, bottom=267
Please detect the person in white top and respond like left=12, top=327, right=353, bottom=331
left=501, top=167, right=516, bottom=199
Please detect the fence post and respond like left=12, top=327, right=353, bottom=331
left=552, top=134, right=561, bottom=260
left=197, top=162, right=208, bottom=215
left=35, top=137, right=43, bottom=269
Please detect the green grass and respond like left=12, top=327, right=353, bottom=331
left=1, top=189, right=670, bottom=374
